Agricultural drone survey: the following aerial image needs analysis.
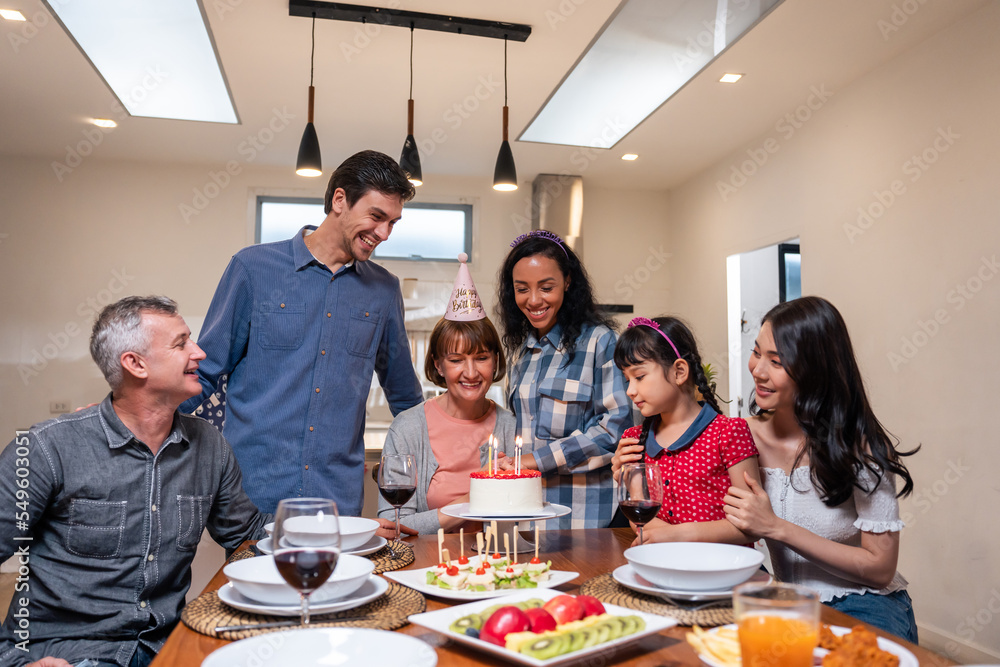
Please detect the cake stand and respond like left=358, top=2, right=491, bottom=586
left=440, top=503, right=571, bottom=553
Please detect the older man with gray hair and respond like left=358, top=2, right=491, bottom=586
left=0, top=296, right=269, bottom=667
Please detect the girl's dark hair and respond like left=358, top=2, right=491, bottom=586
left=613, top=316, right=721, bottom=450
left=424, top=317, right=506, bottom=388
left=750, top=296, right=917, bottom=506
left=495, top=235, right=615, bottom=360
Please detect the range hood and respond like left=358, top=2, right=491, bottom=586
left=531, top=174, right=584, bottom=255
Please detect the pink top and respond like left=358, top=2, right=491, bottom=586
left=424, top=398, right=497, bottom=510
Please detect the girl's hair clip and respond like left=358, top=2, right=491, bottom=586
left=627, top=317, right=681, bottom=359
left=510, top=230, right=569, bottom=259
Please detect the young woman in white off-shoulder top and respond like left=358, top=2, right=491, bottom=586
left=723, top=296, right=919, bottom=642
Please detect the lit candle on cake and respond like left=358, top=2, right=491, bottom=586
left=515, top=436, right=522, bottom=474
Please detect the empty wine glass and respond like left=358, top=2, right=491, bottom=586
left=617, top=462, right=663, bottom=545
left=378, top=454, right=417, bottom=558
left=272, top=498, right=340, bottom=625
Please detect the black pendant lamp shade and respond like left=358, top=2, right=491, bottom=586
left=493, top=38, right=517, bottom=191
left=296, top=15, right=322, bottom=177
left=400, top=27, right=422, bottom=186
left=400, top=100, right=422, bottom=186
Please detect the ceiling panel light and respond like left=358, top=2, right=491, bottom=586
left=621, top=153, right=639, bottom=161
left=90, top=118, right=118, bottom=128
left=0, top=9, right=26, bottom=20
left=719, top=72, right=743, bottom=83
left=520, top=0, right=780, bottom=148
left=43, top=0, right=238, bottom=124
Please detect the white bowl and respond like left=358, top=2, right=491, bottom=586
left=624, top=542, right=764, bottom=591
left=268, top=516, right=378, bottom=551
left=337, top=516, right=380, bottom=551
left=223, top=554, right=374, bottom=605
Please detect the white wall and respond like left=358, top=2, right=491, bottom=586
left=667, top=3, right=1000, bottom=661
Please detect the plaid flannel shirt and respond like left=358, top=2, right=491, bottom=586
left=508, top=322, right=633, bottom=529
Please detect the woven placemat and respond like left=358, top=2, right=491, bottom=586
left=181, top=580, right=425, bottom=640
left=365, top=541, right=415, bottom=573
left=579, top=573, right=733, bottom=627
left=231, top=541, right=415, bottom=574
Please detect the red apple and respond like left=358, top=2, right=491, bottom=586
left=479, top=606, right=530, bottom=646
left=576, top=595, right=606, bottom=618
left=524, top=607, right=557, bottom=633
left=542, top=594, right=585, bottom=625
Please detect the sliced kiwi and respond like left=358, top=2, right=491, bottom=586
left=620, top=615, right=639, bottom=636
left=520, top=598, right=544, bottom=609
left=622, top=615, right=646, bottom=636
left=579, top=626, right=602, bottom=648
left=604, top=616, right=627, bottom=640
left=593, top=622, right=613, bottom=645
left=520, top=633, right=570, bottom=659
left=564, top=629, right=587, bottom=653
left=449, top=614, right=483, bottom=633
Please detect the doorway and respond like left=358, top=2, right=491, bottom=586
left=726, top=240, right=800, bottom=417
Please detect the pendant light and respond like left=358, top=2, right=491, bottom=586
left=399, top=25, right=423, bottom=186
left=295, top=13, right=322, bottom=177
left=493, top=36, right=517, bottom=192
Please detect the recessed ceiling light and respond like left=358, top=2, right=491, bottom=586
left=720, top=73, right=744, bottom=83
left=0, top=9, right=26, bottom=21
left=90, top=118, right=117, bottom=128
left=44, top=1, right=238, bottom=124
left=621, top=154, right=639, bottom=161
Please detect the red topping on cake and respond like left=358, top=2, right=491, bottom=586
left=529, top=556, right=541, bottom=564
left=458, top=555, right=469, bottom=564
left=446, top=565, right=459, bottom=576
left=470, top=470, right=542, bottom=479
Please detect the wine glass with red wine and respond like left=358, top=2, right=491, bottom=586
left=272, top=498, right=340, bottom=625
left=377, top=454, right=417, bottom=558
left=618, top=462, right=663, bottom=545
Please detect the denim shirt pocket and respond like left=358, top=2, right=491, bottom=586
left=257, top=302, right=306, bottom=349
left=347, top=308, right=382, bottom=358
left=536, top=377, right=592, bottom=440
left=176, top=494, right=212, bottom=551
left=66, top=499, right=127, bottom=559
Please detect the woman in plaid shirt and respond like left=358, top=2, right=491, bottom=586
left=495, top=231, right=633, bottom=529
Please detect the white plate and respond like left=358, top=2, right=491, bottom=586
left=693, top=624, right=919, bottom=667
left=256, top=535, right=388, bottom=557
left=613, top=564, right=772, bottom=601
left=217, top=575, right=388, bottom=617
left=409, top=588, right=677, bottom=667
left=440, top=502, right=572, bottom=521
left=385, top=565, right=579, bottom=601
left=201, top=627, right=437, bottom=667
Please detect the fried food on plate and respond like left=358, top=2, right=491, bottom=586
left=821, top=624, right=899, bottom=667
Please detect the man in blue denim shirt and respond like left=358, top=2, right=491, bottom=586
left=180, top=150, right=424, bottom=517
left=0, top=296, right=269, bottom=667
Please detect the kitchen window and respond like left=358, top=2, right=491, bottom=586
left=255, top=196, right=472, bottom=262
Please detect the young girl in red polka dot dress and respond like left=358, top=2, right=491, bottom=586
left=611, top=316, right=760, bottom=547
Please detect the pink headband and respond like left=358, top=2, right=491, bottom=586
left=510, top=230, right=569, bottom=259
left=627, top=317, right=681, bottom=359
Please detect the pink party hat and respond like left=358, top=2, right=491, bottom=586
left=445, top=253, right=486, bottom=321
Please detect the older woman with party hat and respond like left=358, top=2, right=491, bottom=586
left=376, top=254, right=516, bottom=536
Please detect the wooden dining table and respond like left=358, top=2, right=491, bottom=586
left=151, top=528, right=954, bottom=666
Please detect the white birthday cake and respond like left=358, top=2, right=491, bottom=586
left=468, top=470, right=544, bottom=516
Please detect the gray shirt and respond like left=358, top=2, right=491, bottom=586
left=377, top=402, right=517, bottom=534
left=0, top=395, right=269, bottom=666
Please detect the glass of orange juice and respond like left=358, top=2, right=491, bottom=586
left=733, top=582, right=820, bottom=667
